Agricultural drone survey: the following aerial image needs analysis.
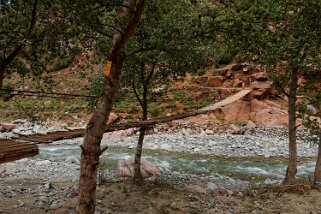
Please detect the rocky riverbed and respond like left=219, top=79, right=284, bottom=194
left=0, top=122, right=320, bottom=213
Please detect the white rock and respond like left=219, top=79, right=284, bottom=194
left=35, top=160, right=51, bottom=166
left=65, top=156, right=80, bottom=165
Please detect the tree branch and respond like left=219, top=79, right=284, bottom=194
left=125, top=46, right=157, bottom=58
left=132, top=76, right=143, bottom=108
left=276, top=81, right=290, bottom=97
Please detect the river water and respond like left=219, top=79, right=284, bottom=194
left=38, top=144, right=316, bottom=182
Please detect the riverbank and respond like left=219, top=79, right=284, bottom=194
left=0, top=124, right=320, bottom=213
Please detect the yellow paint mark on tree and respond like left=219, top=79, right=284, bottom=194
left=105, top=61, right=113, bottom=77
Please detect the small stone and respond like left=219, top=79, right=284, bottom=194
left=49, top=203, right=61, bottom=210
left=205, top=129, right=214, bottom=135
left=65, top=156, right=80, bottom=165
left=35, top=160, right=51, bottom=166
left=206, top=182, right=218, bottom=191
left=44, top=182, right=52, bottom=190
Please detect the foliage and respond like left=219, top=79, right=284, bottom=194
left=0, top=0, right=82, bottom=87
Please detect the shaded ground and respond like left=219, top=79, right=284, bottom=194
left=1, top=178, right=321, bottom=214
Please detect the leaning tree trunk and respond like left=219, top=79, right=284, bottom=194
left=77, top=1, right=146, bottom=213
left=283, top=67, right=299, bottom=185
left=314, top=132, right=321, bottom=186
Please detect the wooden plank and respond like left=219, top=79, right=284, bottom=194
left=0, top=140, right=39, bottom=164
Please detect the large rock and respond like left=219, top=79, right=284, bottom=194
left=231, top=63, right=243, bottom=71
left=221, top=99, right=292, bottom=127
left=252, top=81, right=272, bottom=99
left=245, top=120, right=256, bottom=129
left=226, top=124, right=240, bottom=134
left=195, top=76, right=208, bottom=85
left=0, top=123, right=16, bottom=132
left=117, top=158, right=160, bottom=179
left=253, top=72, right=268, bottom=81
left=207, top=76, right=224, bottom=87
left=106, top=112, right=118, bottom=125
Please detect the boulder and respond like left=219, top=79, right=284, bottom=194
left=244, top=129, right=252, bottom=135
left=253, top=72, right=268, bottom=81
left=219, top=68, right=228, bottom=76
left=0, top=123, right=16, bottom=132
left=245, top=120, right=256, bottom=129
left=117, top=158, right=160, bottom=179
left=195, top=76, right=208, bottom=85
left=226, top=124, right=240, bottom=134
left=207, top=76, right=224, bottom=87
left=106, top=112, right=118, bottom=125
left=252, top=81, right=272, bottom=99
left=231, top=63, right=243, bottom=71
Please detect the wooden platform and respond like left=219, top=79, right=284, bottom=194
left=0, top=139, right=39, bottom=164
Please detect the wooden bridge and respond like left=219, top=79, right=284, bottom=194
left=0, top=89, right=252, bottom=164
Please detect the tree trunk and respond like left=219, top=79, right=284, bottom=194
left=314, top=132, right=321, bottom=186
left=283, top=67, right=299, bottom=185
left=0, top=45, right=23, bottom=89
left=133, top=65, right=148, bottom=183
left=77, top=1, right=146, bottom=213
left=133, top=126, right=146, bottom=182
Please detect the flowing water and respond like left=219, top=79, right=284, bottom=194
left=38, top=144, right=315, bottom=182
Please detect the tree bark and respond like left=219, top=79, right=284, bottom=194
left=133, top=67, right=148, bottom=183
left=314, top=132, right=321, bottom=186
left=133, top=126, right=146, bottom=182
left=283, top=67, right=299, bottom=185
left=77, top=1, right=146, bottom=213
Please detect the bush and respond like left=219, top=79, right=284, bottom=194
left=0, top=85, right=13, bottom=101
